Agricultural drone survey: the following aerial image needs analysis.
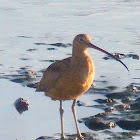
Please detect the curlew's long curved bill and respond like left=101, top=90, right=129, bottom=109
left=89, top=43, right=129, bottom=72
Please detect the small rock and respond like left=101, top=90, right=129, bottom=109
left=47, top=48, right=57, bottom=50
left=128, top=54, right=139, bottom=60
left=105, top=106, right=114, bottom=112
left=116, top=120, right=140, bottom=130
left=27, top=82, right=38, bottom=88
left=126, top=84, right=138, bottom=92
left=14, top=97, right=29, bottom=114
left=95, top=98, right=115, bottom=104
left=106, top=90, right=134, bottom=99
left=114, top=104, right=130, bottom=112
left=11, top=78, right=26, bottom=83
left=112, top=53, right=125, bottom=59
left=77, top=100, right=86, bottom=106
left=82, top=116, right=116, bottom=131
left=103, top=53, right=125, bottom=60
left=103, top=52, right=139, bottom=60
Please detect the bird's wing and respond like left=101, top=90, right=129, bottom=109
left=36, top=57, right=71, bottom=92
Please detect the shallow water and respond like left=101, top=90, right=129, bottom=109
left=0, top=0, right=140, bottom=140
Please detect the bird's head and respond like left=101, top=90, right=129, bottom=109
left=73, top=34, right=92, bottom=50
left=73, top=34, right=129, bottom=72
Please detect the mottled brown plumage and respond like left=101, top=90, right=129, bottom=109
left=36, top=34, right=128, bottom=140
left=37, top=34, right=95, bottom=101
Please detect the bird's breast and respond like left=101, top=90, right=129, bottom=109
left=46, top=54, right=95, bottom=100
left=71, top=54, right=95, bottom=91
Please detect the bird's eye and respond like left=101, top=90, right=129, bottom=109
left=79, top=38, right=83, bottom=42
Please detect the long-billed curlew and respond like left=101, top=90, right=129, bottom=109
left=36, top=34, right=129, bottom=140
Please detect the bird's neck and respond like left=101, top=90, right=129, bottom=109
left=71, top=49, right=92, bottom=65
left=72, top=47, right=88, bottom=58
left=71, top=48, right=95, bottom=85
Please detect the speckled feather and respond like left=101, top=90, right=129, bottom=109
left=36, top=57, right=71, bottom=92
left=37, top=55, right=95, bottom=100
left=37, top=34, right=95, bottom=100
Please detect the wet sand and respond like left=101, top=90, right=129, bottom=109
left=0, top=0, right=140, bottom=140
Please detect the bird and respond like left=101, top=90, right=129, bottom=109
left=36, top=34, right=129, bottom=140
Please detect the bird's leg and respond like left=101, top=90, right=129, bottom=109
left=59, top=100, right=66, bottom=139
left=72, top=100, right=84, bottom=140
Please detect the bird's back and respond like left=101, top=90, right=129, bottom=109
left=37, top=57, right=72, bottom=92
left=37, top=53, right=95, bottom=100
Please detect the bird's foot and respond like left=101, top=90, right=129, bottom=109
left=60, top=135, right=66, bottom=140
left=76, top=134, right=84, bottom=140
